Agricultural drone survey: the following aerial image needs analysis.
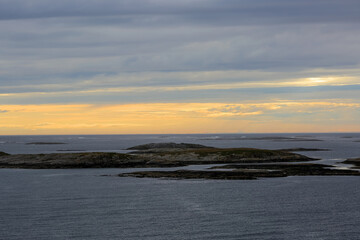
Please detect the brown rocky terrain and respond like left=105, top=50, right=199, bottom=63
left=0, top=143, right=314, bottom=169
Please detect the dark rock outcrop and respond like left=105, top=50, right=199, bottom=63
left=120, top=169, right=287, bottom=180
left=138, top=148, right=316, bottom=165
left=210, top=163, right=360, bottom=176
left=127, top=142, right=211, bottom=150
left=0, top=152, right=150, bottom=169
left=342, top=158, right=360, bottom=168
left=0, top=151, right=9, bottom=156
left=120, top=163, right=360, bottom=180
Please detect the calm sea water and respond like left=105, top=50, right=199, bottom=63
left=1, top=133, right=360, bottom=239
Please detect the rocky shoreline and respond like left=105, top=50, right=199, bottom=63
left=120, top=169, right=287, bottom=180
left=342, top=158, right=360, bottom=169
left=1, top=142, right=360, bottom=180
left=0, top=143, right=315, bottom=169
left=119, top=162, right=360, bottom=180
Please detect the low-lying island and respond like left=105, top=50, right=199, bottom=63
left=1, top=142, right=359, bottom=180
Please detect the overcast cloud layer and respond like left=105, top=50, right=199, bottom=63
left=0, top=0, right=360, bottom=133
left=1, top=0, right=360, bottom=94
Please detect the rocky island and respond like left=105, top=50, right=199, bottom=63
left=119, top=163, right=360, bottom=180
left=119, top=143, right=360, bottom=180
left=0, top=143, right=313, bottom=169
left=1, top=142, right=360, bottom=180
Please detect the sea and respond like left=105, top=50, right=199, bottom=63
left=0, top=133, right=360, bottom=240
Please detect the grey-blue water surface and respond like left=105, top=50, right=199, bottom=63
left=1, top=134, right=360, bottom=239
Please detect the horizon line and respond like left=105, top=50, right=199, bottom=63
left=1, top=132, right=359, bottom=136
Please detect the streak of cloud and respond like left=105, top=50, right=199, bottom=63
left=1, top=1, right=359, bottom=133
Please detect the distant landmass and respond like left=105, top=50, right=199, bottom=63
left=1, top=142, right=359, bottom=180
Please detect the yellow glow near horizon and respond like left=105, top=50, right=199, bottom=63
left=1, top=101, right=360, bottom=135
left=308, top=78, right=327, bottom=83
left=0, top=75, right=359, bottom=99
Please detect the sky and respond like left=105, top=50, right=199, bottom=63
left=0, top=0, right=360, bottom=134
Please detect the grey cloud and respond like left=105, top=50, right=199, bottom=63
left=0, top=0, right=359, bottom=25
left=2, top=22, right=359, bottom=88
left=0, top=0, right=360, bottom=105
left=1, top=85, right=360, bottom=105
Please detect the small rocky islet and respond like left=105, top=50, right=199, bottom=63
left=0, top=142, right=359, bottom=180
left=342, top=158, right=360, bottom=169
left=119, top=163, right=360, bottom=180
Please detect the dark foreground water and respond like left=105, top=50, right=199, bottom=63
left=1, top=133, right=360, bottom=239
